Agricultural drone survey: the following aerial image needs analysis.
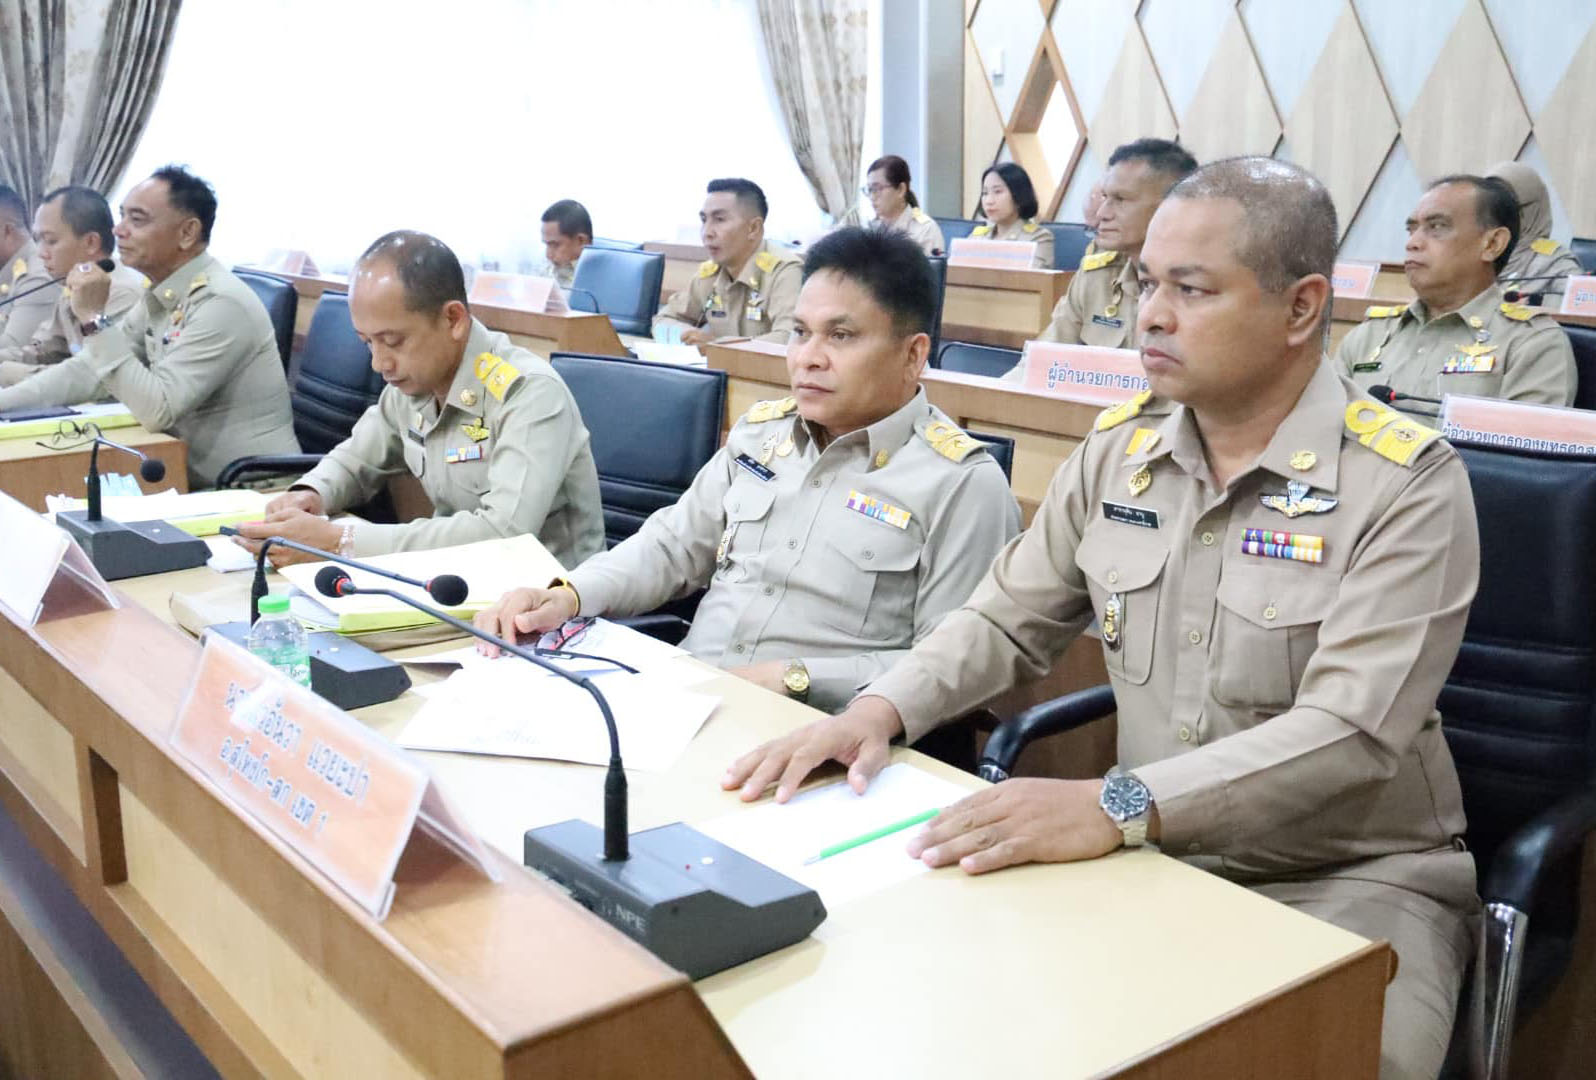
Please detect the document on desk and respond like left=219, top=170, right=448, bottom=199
left=396, top=660, right=717, bottom=771
left=631, top=341, right=708, bottom=367
left=697, top=763, right=975, bottom=909
left=0, top=400, right=138, bottom=441
left=47, top=487, right=269, bottom=536
left=402, top=617, right=719, bottom=687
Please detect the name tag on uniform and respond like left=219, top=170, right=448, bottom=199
left=1091, top=314, right=1124, bottom=329
left=445, top=444, right=484, bottom=464
left=1352, top=361, right=1383, bottom=373
left=1102, top=501, right=1159, bottom=529
left=734, top=453, right=775, bottom=481
left=406, top=428, right=425, bottom=446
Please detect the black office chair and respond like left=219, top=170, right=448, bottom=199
left=1565, top=324, right=1596, bottom=410
left=234, top=268, right=298, bottom=375
left=974, top=443, right=1596, bottom=1080
left=934, top=217, right=979, bottom=250
left=569, top=248, right=666, bottom=336
left=927, top=255, right=948, bottom=360
left=966, top=430, right=1015, bottom=482
left=935, top=340, right=1021, bottom=378
left=1044, top=222, right=1092, bottom=270
left=589, top=237, right=644, bottom=252
left=216, top=292, right=385, bottom=488
left=1570, top=237, right=1596, bottom=275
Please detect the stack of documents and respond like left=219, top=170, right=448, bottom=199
left=0, top=401, right=137, bottom=441
left=47, top=487, right=269, bottom=536
left=631, top=341, right=708, bottom=367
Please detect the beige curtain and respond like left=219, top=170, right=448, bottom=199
left=0, top=0, right=182, bottom=209
left=757, top=0, right=868, bottom=225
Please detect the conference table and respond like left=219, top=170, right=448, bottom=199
left=0, top=419, right=188, bottom=513
left=0, top=551, right=1391, bottom=1077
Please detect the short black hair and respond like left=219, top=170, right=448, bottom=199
left=706, top=177, right=768, bottom=220
left=982, top=162, right=1040, bottom=220
left=356, top=230, right=469, bottom=316
left=41, top=186, right=115, bottom=255
left=541, top=198, right=592, bottom=240
left=802, top=226, right=937, bottom=338
left=1107, top=138, right=1199, bottom=189
left=149, top=165, right=217, bottom=243
left=0, top=185, right=26, bottom=230
left=1429, top=174, right=1520, bottom=275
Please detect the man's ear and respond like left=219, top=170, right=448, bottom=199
left=1283, top=273, right=1332, bottom=350
left=1481, top=225, right=1511, bottom=266
left=443, top=299, right=472, bottom=339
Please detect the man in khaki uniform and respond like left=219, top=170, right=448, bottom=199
left=653, top=178, right=801, bottom=346
left=1489, top=161, right=1585, bottom=302
left=1336, top=174, right=1575, bottom=416
left=0, top=186, right=145, bottom=387
left=0, top=185, right=61, bottom=350
left=233, top=231, right=605, bottom=569
left=0, top=167, right=298, bottom=488
left=537, top=198, right=591, bottom=290
left=479, top=227, right=1019, bottom=712
left=729, top=159, right=1478, bottom=1080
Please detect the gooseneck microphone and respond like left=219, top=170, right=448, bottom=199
left=82, top=424, right=167, bottom=522
left=312, top=564, right=630, bottom=862
left=1500, top=272, right=1579, bottom=304
left=0, top=257, right=116, bottom=309
left=1368, top=383, right=1444, bottom=408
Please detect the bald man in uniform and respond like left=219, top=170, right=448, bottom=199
left=729, top=158, right=1479, bottom=1080
left=479, top=227, right=1019, bottom=713
left=653, top=177, right=801, bottom=347
left=0, top=184, right=61, bottom=350
left=1336, top=174, right=1575, bottom=417
left=234, top=230, right=605, bottom=569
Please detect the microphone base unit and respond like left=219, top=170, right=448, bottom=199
left=524, top=819, right=826, bottom=980
left=58, top=511, right=208, bottom=581
left=204, top=621, right=412, bottom=711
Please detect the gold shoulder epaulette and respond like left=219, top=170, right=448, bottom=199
left=187, top=274, right=208, bottom=294
left=1364, top=304, right=1405, bottom=319
left=918, top=418, right=983, bottom=463
left=11, top=258, right=25, bottom=278
left=1499, top=301, right=1535, bottom=322
left=970, top=224, right=991, bottom=238
left=697, top=259, right=719, bottom=278
left=743, top=396, right=797, bottom=424
left=1095, top=390, right=1151, bottom=432
left=1531, top=237, right=1559, bottom=257
left=1344, top=400, right=1440, bottom=467
left=911, top=208, right=930, bottom=223
left=754, top=250, right=779, bottom=273
left=474, top=351, right=522, bottom=402
left=1080, top=249, right=1118, bottom=272
left=1022, top=221, right=1040, bottom=233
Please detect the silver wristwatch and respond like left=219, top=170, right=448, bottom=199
left=1099, top=766, right=1153, bottom=848
left=79, top=312, right=111, bottom=337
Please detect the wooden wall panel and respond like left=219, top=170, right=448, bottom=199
left=1180, top=12, right=1283, bottom=162
left=1533, top=23, right=1596, bottom=237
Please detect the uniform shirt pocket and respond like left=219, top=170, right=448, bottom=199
left=402, top=436, right=426, bottom=479
left=1210, top=569, right=1336, bottom=710
left=717, top=482, right=776, bottom=582
left=1075, top=527, right=1169, bottom=686
left=446, top=453, right=491, bottom=499
left=815, top=520, right=922, bottom=639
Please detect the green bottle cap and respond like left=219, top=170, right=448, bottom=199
left=257, top=594, right=291, bottom=615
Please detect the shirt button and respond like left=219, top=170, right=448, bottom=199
left=1187, top=629, right=1202, bottom=645
left=810, top=479, right=822, bottom=488
left=1263, top=604, right=1277, bottom=621
left=862, top=549, right=874, bottom=560
left=733, top=643, right=746, bottom=654
left=1200, top=531, right=1215, bottom=546
left=762, top=585, right=774, bottom=596
left=1107, top=570, right=1119, bottom=585
left=1178, top=725, right=1192, bottom=742
left=787, top=539, right=797, bottom=550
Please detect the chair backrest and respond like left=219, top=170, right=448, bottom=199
left=1438, top=446, right=1596, bottom=931
left=233, top=268, right=298, bottom=374
left=935, top=340, right=1021, bottom=378
left=927, top=255, right=948, bottom=359
left=934, top=218, right=980, bottom=250
left=1566, top=324, right=1596, bottom=410
left=1044, top=222, right=1092, bottom=270
left=590, top=237, right=644, bottom=251
left=966, top=429, right=1015, bottom=481
left=550, top=353, right=727, bottom=546
left=292, top=292, right=384, bottom=455
left=1570, top=237, right=1596, bottom=274
left=570, top=248, right=666, bottom=336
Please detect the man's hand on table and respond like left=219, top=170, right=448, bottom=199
left=232, top=505, right=343, bottom=567
left=722, top=694, right=903, bottom=803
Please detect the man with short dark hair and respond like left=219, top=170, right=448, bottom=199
left=0, top=186, right=146, bottom=387
left=1032, top=138, right=1198, bottom=352
left=653, top=177, right=801, bottom=346
left=0, top=166, right=298, bottom=488
left=479, top=227, right=1019, bottom=711
left=0, top=184, right=60, bottom=349
left=729, top=159, right=1479, bottom=1079
left=537, top=199, right=592, bottom=289
left=1336, top=174, right=1575, bottom=415
left=234, top=230, right=605, bottom=568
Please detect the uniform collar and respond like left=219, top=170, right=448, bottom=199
left=726, top=241, right=773, bottom=289
left=794, top=386, right=928, bottom=461
left=437, top=318, right=497, bottom=415
left=1410, top=282, right=1502, bottom=327
left=147, top=251, right=216, bottom=311
left=1126, top=361, right=1345, bottom=493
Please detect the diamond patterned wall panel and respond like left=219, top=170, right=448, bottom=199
left=1179, top=11, right=1283, bottom=162
left=1533, top=20, right=1596, bottom=237
left=963, top=27, right=1007, bottom=220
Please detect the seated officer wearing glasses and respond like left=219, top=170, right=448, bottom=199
left=726, top=159, right=1480, bottom=1080
left=477, top=227, right=1020, bottom=712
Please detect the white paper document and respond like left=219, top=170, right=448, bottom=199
left=696, top=763, right=976, bottom=909
left=397, top=660, right=717, bottom=772
left=204, top=535, right=258, bottom=573
left=631, top=341, right=707, bottom=367
left=402, top=617, right=717, bottom=686
left=47, top=487, right=269, bottom=530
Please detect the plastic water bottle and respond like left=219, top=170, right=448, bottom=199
left=247, top=593, right=312, bottom=689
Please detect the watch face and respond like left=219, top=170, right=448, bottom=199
left=784, top=668, right=810, bottom=693
left=1101, top=775, right=1150, bottom=822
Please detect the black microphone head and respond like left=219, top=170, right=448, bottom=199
left=139, top=457, right=166, bottom=483
left=314, top=565, right=353, bottom=598
left=96, top=258, right=116, bottom=272
left=427, top=574, right=469, bottom=607
left=1368, top=384, right=1397, bottom=404
left=1502, top=289, right=1524, bottom=303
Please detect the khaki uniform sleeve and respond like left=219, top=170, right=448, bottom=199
left=351, top=372, right=589, bottom=555
left=1030, top=228, right=1055, bottom=269
left=654, top=273, right=706, bottom=332
left=1037, top=275, right=1085, bottom=345
left=1135, top=449, right=1478, bottom=853
left=78, top=292, right=251, bottom=433
left=0, top=298, right=143, bottom=411
left=0, top=298, right=69, bottom=376
left=1502, top=321, right=1577, bottom=406
left=753, top=259, right=802, bottom=344
left=863, top=443, right=1098, bottom=741
left=0, top=276, right=59, bottom=350
left=296, top=396, right=402, bottom=514
left=568, top=445, right=734, bottom=615
left=806, top=458, right=1022, bottom=710
left=914, top=214, right=945, bottom=256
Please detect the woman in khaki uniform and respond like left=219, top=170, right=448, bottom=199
left=863, top=155, right=944, bottom=256
left=970, top=163, right=1054, bottom=269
